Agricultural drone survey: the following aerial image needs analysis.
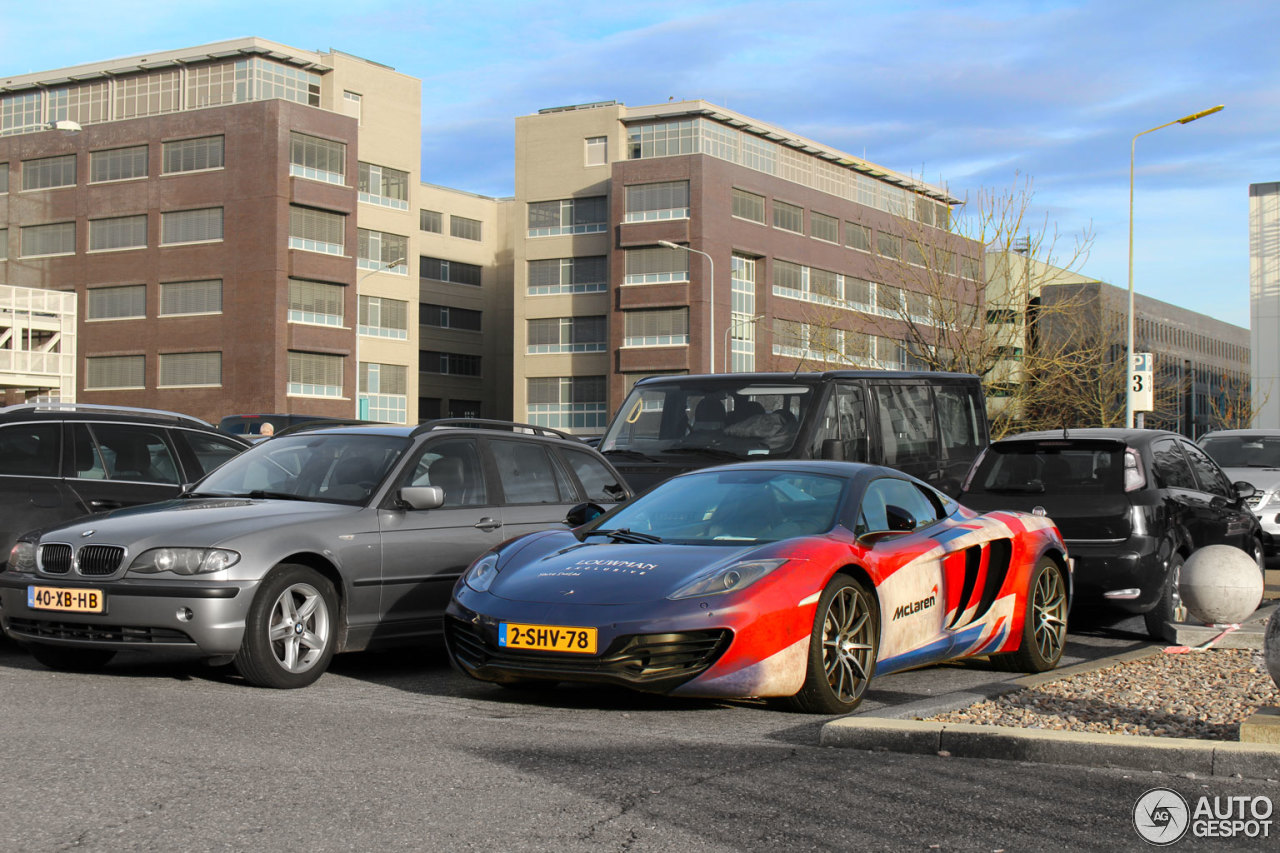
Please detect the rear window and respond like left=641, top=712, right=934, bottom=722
left=968, top=442, right=1124, bottom=495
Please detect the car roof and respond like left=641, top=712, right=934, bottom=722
left=664, top=458, right=916, bottom=482
left=274, top=417, right=606, bottom=447
left=0, top=402, right=224, bottom=432
left=996, top=427, right=1180, bottom=446
left=633, top=370, right=979, bottom=386
left=1200, top=429, right=1280, bottom=438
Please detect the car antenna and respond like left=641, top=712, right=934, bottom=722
left=1062, top=417, right=1070, bottom=440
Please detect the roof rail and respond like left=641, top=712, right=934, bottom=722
left=410, top=418, right=578, bottom=441
left=0, top=402, right=214, bottom=428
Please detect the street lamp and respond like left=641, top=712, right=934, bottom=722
left=1126, top=104, right=1223, bottom=428
left=354, top=256, right=406, bottom=417
left=724, top=313, right=764, bottom=373
left=658, top=240, right=716, bottom=373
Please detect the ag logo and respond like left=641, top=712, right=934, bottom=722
left=1134, top=787, right=1190, bottom=845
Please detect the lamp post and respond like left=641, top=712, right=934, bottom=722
left=354, top=256, right=406, bottom=417
left=724, top=313, right=764, bottom=373
left=1126, top=104, right=1223, bottom=429
left=658, top=240, right=715, bottom=373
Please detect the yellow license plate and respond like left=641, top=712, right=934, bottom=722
left=499, top=622, right=597, bottom=654
left=28, top=586, right=105, bottom=614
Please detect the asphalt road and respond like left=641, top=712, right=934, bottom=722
left=2, top=618, right=1276, bottom=852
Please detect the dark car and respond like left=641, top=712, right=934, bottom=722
left=218, top=413, right=352, bottom=438
left=0, top=403, right=250, bottom=567
left=959, top=428, right=1263, bottom=638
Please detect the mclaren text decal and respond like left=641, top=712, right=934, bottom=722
left=892, top=586, right=938, bottom=621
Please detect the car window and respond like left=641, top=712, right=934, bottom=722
left=872, top=384, right=937, bottom=469
left=79, top=423, right=181, bottom=485
left=1180, top=441, right=1232, bottom=497
left=406, top=438, right=489, bottom=507
left=936, top=384, right=982, bottom=460
left=857, top=477, right=940, bottom=535
left=491, top=439, right=570, bottom=505
left=968, top=443, right=1123, bottom=495
left=559, top=447, right=626, bottom=503
left=0, top=422, right=60, bottom=477
left=182, top=431, right=247, bottom=478
left=1201, top=434, right=1280, bottom=468
left=1151, top=438, right=1198, bottom=490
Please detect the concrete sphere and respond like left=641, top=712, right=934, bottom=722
left=1178, top=545, right=1264, bottom=625
left=1267, top=612, right=1280, bottom=690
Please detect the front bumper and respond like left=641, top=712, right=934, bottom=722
left=0, top=574, right=259, bottom=656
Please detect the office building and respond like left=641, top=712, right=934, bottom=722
left=1251, top=182, right=1280, bottom=427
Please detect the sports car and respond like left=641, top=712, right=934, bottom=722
left=446, top=461, right=1071, bottom=714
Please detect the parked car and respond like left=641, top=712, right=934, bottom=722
left=959, top=428, right=1263, bottom=639
left=1197, top=429, right=1280, bottom=555
left=0, top=419, right=631, bottom=687
left=218, top=413, right=352, bottom=438
left=0, top=403, right=250, bottom=568
left=447, top=461, right=1069, bottom=714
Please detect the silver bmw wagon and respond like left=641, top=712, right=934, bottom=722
left=0, top=420, right=630, bottom=688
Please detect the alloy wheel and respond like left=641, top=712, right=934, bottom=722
left=821, top=586, right=875, bottom=704
left=1031, top=565, right=1068, bottom=663
left=267, top=582, right=331, bottom=674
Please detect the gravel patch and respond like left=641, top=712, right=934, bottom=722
left=926, top=649, right=1280, bottom=741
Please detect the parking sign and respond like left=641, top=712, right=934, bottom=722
left=1131, top=352, right=1154, bottom=412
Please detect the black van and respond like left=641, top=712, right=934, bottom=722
left=598, top=371, right=988, bottom=495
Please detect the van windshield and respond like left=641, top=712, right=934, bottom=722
left=599, top=380, right=813, bottom=461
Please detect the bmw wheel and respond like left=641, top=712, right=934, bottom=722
left=235, top=565, right=338, bottom=689
left=787, top=574, right=878, bottom=714
left=991, top=557, right=1067, bottom=672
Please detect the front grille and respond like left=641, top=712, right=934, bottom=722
left=76, top=545, right=126, bottom=577
left=447, top=616, right=730, bottom=690
left=7, top=617, right=194, bottom=645
left=39, top=544, right=72, bottom=574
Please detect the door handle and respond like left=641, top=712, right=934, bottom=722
left=474, top=517, right=502, bottom=531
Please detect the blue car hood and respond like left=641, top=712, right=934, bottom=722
left=490, top=541, right=752, bottom=605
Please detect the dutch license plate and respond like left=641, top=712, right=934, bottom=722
left=499, top=622, right=597, bottom=654
left=27, top=586, right=105, bottom=614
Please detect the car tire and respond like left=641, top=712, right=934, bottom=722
left=234, top=564, right=338, bottom=689
left=27, top=643, right=116, bottom=672
left=786, top=574, right=878, bottom=715
left=989, top=557, right=1068, bottom=672
left=1143, top=552, right=1185, bottom=640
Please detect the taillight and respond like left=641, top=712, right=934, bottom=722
left=1123, top=447, right=1146, bottom=492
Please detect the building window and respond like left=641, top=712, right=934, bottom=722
left=160, top=279, right=222, bottom=316
left=527, top=376, right=607, bottom=429
left=162, top=208, right=223, bottom=245
left=624, top=181, right=689, bottom=222
left=86, top=355, right=144, bottom=390
left=89, top=215, right=147, bottom=252
left=0, top=228, right=7, bottom=260
left=360, top=363, right=407, bottom=424
left=772, top=260, right=847, bottom=307
left=162, top=136, right=224, bottom=173
left=237, top=57, right=320, bottom=106
left=731, top=188, right=765, bottom=223
left=20, top=222, right=75, bottom=257
left=186, top=63, right=237, bottom=109
left=290, top=132, right=346, bottom=185
left=420, top=209, right=442, bottom=233
left=358, top=162, right=409, bottom=210
left=729, top=254, right=758, bottom=373
left=1, top=92, right=43, bottom=136
left=90, top=146, right=148, bottom=183
left=87, top=285, right=145, bottom=321
left=420, top=256, right=481, bottom=286
left=49, top=81, right=110, bottom=126
left=359, top=296, right=409, bottom=339
left=420, top=303, right=482, bottom=331
left=624, top=308, right=688, bottom=347
left=772, top=201, right=804, bottom=234
left=420, top=351, right=481, bottom=376
left=585, top=136, right=608, bottom=166
left=288, top=351, right=342, bottom=398
left=343, top=90, right=362, bottom=123
left=159, top=352, right=221, bottom=387
left=623, top=246, right=689, bottom=285
left=627, top=119, right=697, bottom=159
left=527, top=256, right=607, bottom=295
left=811, top=212, right=839, bottom=244
left=0, top=164, right=7, bottom=194
left=960, top=256, right=982, bottom=281
left=527, top=196, right=607, bottom=237
left=845, top=222, right=871, bottom=252
left=527, top=316, right=607, bottom=354
left=877, top=232, right=902, bottom=260
left=22, top=154, right=76, bottom=191
left=115, top=69, right=180, bottom=120
left=289, top=279, right=345, bottom=327
left=357, top=229, right=409, bottom=273
left=289, top=206, right=345, bottom=256
left=450, top=215, right=483, bottom=241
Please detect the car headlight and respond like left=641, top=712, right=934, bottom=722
left=7, top=541, right=36, bottom=573
left=463, top=553, right=500, bottom=593
left=128, top=548, right=240, bottom=575
left=668, top=558, right=788, bottom=600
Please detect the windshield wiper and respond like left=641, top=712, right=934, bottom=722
left=664, top=447, right=746, bottom=461
left=584, top=528, right=664, bottom=544
left=601, top=448, right=657, bottom=460
left=240, top=490, right=315, bottom=501
left=983, top=485, right=1046, bottom=494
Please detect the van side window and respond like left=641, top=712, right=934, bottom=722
left=872, top=384, right=937, bottom=469
left=0, top=423, right=60, bottom=477
left=810, top=384, right=868, bottom=462
left=936, top=384, right=980, bottom=459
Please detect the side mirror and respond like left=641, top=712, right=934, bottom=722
left=820, top=439, right=845, bottom=461
left=399, top=485, right=445, bottom=510
left=567, top=502, right=605, bottom=527
left=1232, top=481, right=1258, bottom=501
left=885, top=504, right=917, bottom=532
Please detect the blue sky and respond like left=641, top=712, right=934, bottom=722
left=3, top=0, right=1276, bottom=327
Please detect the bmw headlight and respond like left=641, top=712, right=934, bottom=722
left=128, top=548, right=240, bottom=575
left=668, top=559, right=788, bottom=600
left=463, top=553, right=500, bottom=593
left=7, top=541, right=36, bottom=573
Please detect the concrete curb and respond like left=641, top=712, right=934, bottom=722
left=821, top=646, right=1280, bottom=780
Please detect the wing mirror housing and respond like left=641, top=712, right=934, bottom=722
left=398, top=485, right=445, bottom=510
left=567, top=502, right=605, bottom=527
left=1233, top=481, right=1258, bottom=501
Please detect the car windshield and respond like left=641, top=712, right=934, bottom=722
left=968, top=442, right=1124, bottom=495
left=599, top=380, right=812, bottom=461
left=586, top=468, right=846, bottom=545
left=1200, top=435, right=1280, bottom=468
left=194, top=434, right=410, bottom=505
